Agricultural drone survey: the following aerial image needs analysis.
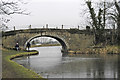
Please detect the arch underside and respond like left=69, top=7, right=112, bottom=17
left=25, top=35, right=68, bottom=56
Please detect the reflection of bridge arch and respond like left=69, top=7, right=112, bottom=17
left=25, top=35, right=68, bottom=56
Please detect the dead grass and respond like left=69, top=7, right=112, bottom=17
left=68, top=45, right=120, bottom=56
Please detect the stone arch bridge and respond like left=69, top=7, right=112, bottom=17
left=2, top=28, right=94, bottom=56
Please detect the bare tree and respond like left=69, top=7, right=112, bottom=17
left=86, top=1, right=106, bottom=44
left=0, top=0, right=29, bottom=15
left=0, top=0, right=29, bottom=31
left=107, top=0, right=120, bottom=45
left=85, top=0, right=117, bottom=45
left=114, top=0, right=120, bottom=45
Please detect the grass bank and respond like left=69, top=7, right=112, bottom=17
left=2, top=48, right=45, bottom=79
left=68, top=45, right=120, bottom=56
left=31, top=44, right=61, bottom=48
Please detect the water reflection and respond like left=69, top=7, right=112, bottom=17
left=13, top=46, right=119, bottom=78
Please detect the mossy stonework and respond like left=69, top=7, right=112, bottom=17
left=2, top=29, right=94, bottom=53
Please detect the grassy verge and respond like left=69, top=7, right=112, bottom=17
left=68, top=45, right=120, bottom=56
left=31, top=44, right=61, bottom=48
left=2, top=48, right=45, bottom=79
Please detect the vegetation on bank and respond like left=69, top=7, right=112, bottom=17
left=31, top=44, right=61, bottom=48
left=68, top=45, right=120, bottom=56
left=2, top=48, right=45, bottom=79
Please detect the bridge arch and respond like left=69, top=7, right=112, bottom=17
left=24, top=35, right=68, bottom=56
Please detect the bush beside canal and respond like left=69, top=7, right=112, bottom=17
left=68, top=45, right=120, bottom=56
left=2, top=48, right=45, bottom=79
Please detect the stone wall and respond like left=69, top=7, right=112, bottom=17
left=2, top=29, right=94, bottom=51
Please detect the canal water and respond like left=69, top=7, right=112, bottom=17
left=13, top=46, right=119, bottom=78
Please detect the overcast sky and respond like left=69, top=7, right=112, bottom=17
left=7, top=0, right=116, bottom=30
